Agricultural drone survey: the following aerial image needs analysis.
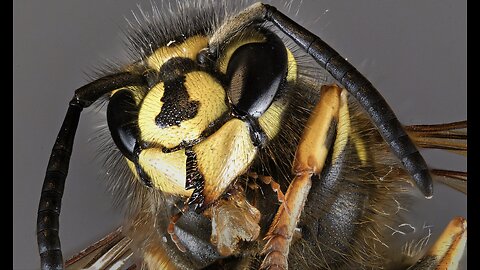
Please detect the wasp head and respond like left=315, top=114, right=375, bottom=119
left=107, top=27, right=295, bottom=208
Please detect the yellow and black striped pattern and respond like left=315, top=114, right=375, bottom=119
left=127, top=32, right=297, bottom=202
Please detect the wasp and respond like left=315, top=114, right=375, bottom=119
left=36, top=1, right=467, bottom=269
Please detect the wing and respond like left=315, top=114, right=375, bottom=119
left=406, top=120, right=467, bottom=194
left=406, top=121, right=467, bottom=156
left=65, top=227, right=138, bottom=270
left=431, top=169, right=467, bottom=194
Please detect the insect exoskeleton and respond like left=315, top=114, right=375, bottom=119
left=37, top=1, right=466, bottom=270
left=116, top=29, right=292, bottom=204
left=109, top=19, right=300, bottom=269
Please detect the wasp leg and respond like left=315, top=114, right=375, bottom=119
left=210, top=2, right=433, bottom=198
left=409, top=217, right=467, bottom=270
left=260, top=85, right=344, bottom=270
left=259, top=175, right=287, bottom=207
left=248, top=172, right=287, bottom=209
left=167, top=205, right=189, bottom=253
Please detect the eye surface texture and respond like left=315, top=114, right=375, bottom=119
left=225, top=29, right=288, bottom=118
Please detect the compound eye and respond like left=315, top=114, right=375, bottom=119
left=226, top=31, right=288, bottom=118
left=107, top=90, right=140, bottom=161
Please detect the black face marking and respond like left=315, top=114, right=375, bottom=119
left=133, top=142, right=153, bottom=188
left=161, top=111, right=233, bottom=153
left=244, top=116, right=268, bottom=148
left=185, top=148, right=203, bottom=190
left=155, top=76, right=200, bottom=128
left=185, top=148, right=206, bottom=212
left=155, top=58, right=201, bottom=128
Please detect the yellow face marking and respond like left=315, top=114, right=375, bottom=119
left=193, top=119, right=256, bottom=203
left=126, top=159, right=139, bottom=179
left=130, top=119, right=256, bottom=199
left=146, top=35, right=208, bottom=71
left=138, top=148, right=192, bottom=196
left=138, top=71, right=228, bottom=148
left=258, top=99, right=287, bottom=140
left=218, top=31, right=266, bottom=74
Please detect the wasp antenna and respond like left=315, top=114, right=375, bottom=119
left=37, top=103, right=82, bottom=270
left=262, top=4, right=433, bottom=198
left=37, top=73, right=146, bottom=270
left=210, top=3, right=433, bottom=198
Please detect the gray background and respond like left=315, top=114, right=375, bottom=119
left=14, top=0, right=466, bottom=269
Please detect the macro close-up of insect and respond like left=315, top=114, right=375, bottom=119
left=13, top=0, right=466, bottom=269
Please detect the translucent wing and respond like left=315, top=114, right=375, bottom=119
left=431, top=169, right=467, bottom=194
left=406, top=121, right=467, bottom=156
left=65, top=227, right=137, bottom=270
left=406, top=121, right=467, bottom=194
